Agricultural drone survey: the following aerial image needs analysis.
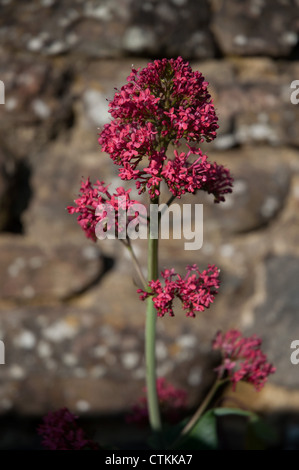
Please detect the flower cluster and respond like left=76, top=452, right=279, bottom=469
left=138, top=264, right=220, bottom=318
left=67, top=177, right=139, bottom=241
left=98, top=57, right=233, bottom=200
left=37, top=407, right=99, bottom=450
left=161, top=147, right=233, bottom=202
left=126, top=378, right=187, bottom=426
left=212, top=330, right=276, bottom=391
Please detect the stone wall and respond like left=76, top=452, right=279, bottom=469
left=1, top=0, right=299, bottom=449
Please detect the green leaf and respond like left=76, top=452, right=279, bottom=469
left=245, top=413, right=278, bottom=450
left=214, top=407, right=254, bottom=418
left=215, top=407, right=278, bottom=450
left=169, top=408, right=278, bottom=450
left=171, top=410, right=219, bottom=450
left=148, top=419, right=188, bottom=450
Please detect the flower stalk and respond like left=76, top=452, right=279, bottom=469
left=180, top=379, right=224, bottom=437
left=145, top=197, right=162, bottom=431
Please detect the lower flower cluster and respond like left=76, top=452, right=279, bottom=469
left=138, top=264, right=220, bottom=317
left=37, top=407, right=99, bottom=450
left=126, top=377, right=187, bottom=426
left=213, top=330, right=276, bottom=391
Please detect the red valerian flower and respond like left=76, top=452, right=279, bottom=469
left=37, top=408, right=99, bottom=450
left=138, top=264, right=220, bottom=318
left=67, top=177, right=140, bottom=241
left=212, top=330, right=276, bottom=391
left=161, top=146, right=233, bottom=202
left=126, top=378, right=187, bottom=426
left=98, top=57, right=233, bottom=200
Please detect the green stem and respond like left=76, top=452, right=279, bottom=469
left=145, top=197, right=162, bottom=432
left=169, top=379, right=225, bottom=449
left=180, top=379, right=225, bottom=437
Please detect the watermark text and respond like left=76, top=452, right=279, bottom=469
left=95, top=200, right=203, bottom=250
left=290, top=340, right=299, bottom=364
left=0, top=340, right=4, bottom=364
left=290, top=80, right=299, bottom=105
left=0, top=80, right=4, bottom=105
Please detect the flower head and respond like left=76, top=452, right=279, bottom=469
left=126, top=378, right=187, bottom=426
left=98, top=57, right=232, bottom=200
left=67, top=177, right=139, bottom=241
left=161, top=146, right=233, bottom=202
left=138, top=264, right=220, bottom=318
left=212, top=330, right=276, bottom=391
left=37, top=407, right=99, bottom=450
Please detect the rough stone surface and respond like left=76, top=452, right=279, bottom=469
left=0, top=236, right=104, bottom=302
left=202, top=147, right=291, bottom=235
left=204, top=60, right=299, bottom=150
left=0, top=147, right=17, bottom=231
left=0, top=1, right=298, bottom=61
left=0, top=305, right=218, bottom=415
left=211, top=0, right=299, bottom=57
left=0, top=54, right=74, bottom=160
left=0, top=0, right=215, bottom=60
left=246, top=255, right=299, bottom=388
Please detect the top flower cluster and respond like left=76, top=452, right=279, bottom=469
left=99, top=57, right=233, bottom=201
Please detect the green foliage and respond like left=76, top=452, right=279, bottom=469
left=150, top=408, right=278, bottom=450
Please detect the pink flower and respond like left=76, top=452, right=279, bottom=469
left=98, top=57, right=232, bottom=200
left=126, top=378, right=187, bottom=426
left=138, top=264, right=220, bottom=318
left=161, top=147, right=233, bottom=202
left=37, top=408, right=99, bottom=450
left=67, top=177, right=140, bottom=241
left=212, top=330, right=276, bottom=391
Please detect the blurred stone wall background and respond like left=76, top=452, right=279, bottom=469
left=1, top=0, right=299, bottom=449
